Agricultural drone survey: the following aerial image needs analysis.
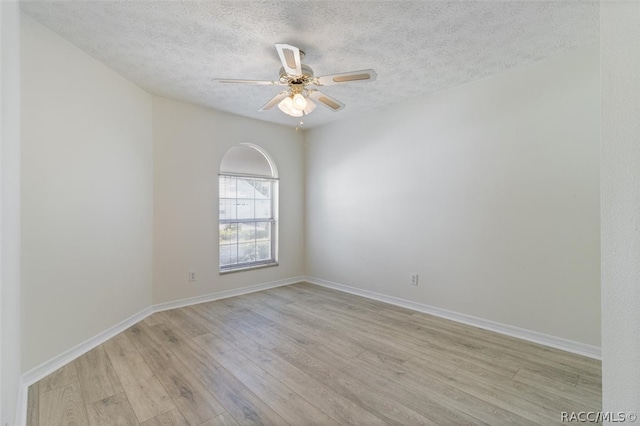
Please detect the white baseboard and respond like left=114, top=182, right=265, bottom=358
left=304, top=276, right=601, bottom=360
left=153, top=276, right=305, bottom=313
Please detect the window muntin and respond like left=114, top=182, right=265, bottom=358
left=219, top=174, right=277, bottom=272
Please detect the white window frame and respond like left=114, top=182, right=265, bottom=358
left=219, top=172, right=278, bottom=273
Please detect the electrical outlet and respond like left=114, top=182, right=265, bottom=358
left=409, top=273, right=419, bottom=286
left=188, top=270, right=196, bottom=282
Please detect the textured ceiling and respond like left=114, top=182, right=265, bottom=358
left=20, top=1, right=599, bottom=129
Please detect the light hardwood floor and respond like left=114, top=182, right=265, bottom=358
left=27, top=282, right=602, bottom=425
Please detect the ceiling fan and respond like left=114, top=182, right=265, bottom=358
left=215, top=43, right=377, bottom=118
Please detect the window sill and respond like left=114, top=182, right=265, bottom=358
left=219, top=262, right=279, bottom=275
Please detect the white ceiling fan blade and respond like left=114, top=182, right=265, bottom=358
left=315, top=69, right=377, bottom=86
left=275, top=43, right=302, bottom=77
left=308, top=90, right=345, bottom=112
left=259, top=91, right=291, bottom=111
left=214, top=79, right=280, bottom=85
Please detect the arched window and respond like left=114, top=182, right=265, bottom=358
left=219, top=144, right=278, bottom=273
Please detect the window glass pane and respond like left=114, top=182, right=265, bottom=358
left=236, top=178, right=256, bottom=198
left=220, top=176, right=237, bottom=199
left=255, top=221, right=271, bottom=242
left=219, top=244, right=238, bottom=267
left=251, top=180, right=263, bottom=197
left=264, top=181, right=272, bottom=199
left=219, top=223, right=237, bottom=244
left=219, top=199, right=236, bottom=221
left=238, top=242, right=255, bottom=264
left=254, top=180, right=271, bottom=199
left=238, top=223, right=256, bottom=243
left=236, top=199, right=254, bottom=219
left=219, top=173, right=276, bottom=271
left=220, top=244, right=230, bottom=266
left=256, top=240, right=271, bottom=261
left=255, top=200, right=271, bottom=219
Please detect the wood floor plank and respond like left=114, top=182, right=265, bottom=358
left=247, top=286, right=296, bottom=306
left=221, top=296, right=366, bottom=359
left=26, top=383, right=39, bottom=426
left=272, top=340, right=434, bottom=426
left=39, top=382, right=90, bottom=426
left=143, top=312, right=167, bottom=327
left=269, top=298, right=415, bottom=364
left=200, top=412, right=241, bottom=426
left=513, top=367, right=601, bottom=407
left=394, top=352, right=560, bottom=424
left=293, top=283, right=602, bottom=379
left=196, top=304, right=430, bottom=426
left=312, top=340, right=540, bottom=426
left=200, top=303, right=467, bottom=425
left=139, top=408, right=190, bottom=426
left=74, top=344, right=124, bottom=404
left=86, top=392, right=140, bottom=426
left=399, top=351, right=597, bottom=415
left=183, top=308, right=387, bottom=426
left=288, top=289, right=528, bottom=376
left=103, top=333, right=176, bottom=422
left=194, top=333, right=341, bottom=426
left=198, top=304, right=413, bottom=361
left=290, top=343, right=488, bottom=426
left=153, top=308, right=210, bottom=339
left=149, top=322, right=289, bottom=426
left=199, top=299, right=373, bottom=368
left=38, top=362, right=79, bottom=394
left=240, top=288, right=296, bottom=308
left=125, top=322, right=225, bottom=425
left=577, top=373, right=603, bottom=395
left=289, top=291, right=493, bottom=358
left=193, top=302, right=294, bottom=352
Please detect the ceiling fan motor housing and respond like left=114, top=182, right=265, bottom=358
left=278, top=64, right=315, bottom=85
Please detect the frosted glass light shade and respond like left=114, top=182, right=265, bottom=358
left=292, top=93, right=307, bottom=111
left=278, top=96, right=304, bottom=117
left=303, top=99, right=316, bottom=115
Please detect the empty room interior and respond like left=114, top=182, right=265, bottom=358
left=2, top=1, right=640, bottom=425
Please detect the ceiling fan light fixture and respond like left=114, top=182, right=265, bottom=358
left=291, top=93, right=307, bottom=111
left=278, top=96, right=303, bottom=117
left=218, top=44, right=375, bottom=122
left=303, top=99, right=316, bottom=115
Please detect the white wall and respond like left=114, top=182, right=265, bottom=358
left=153, top=97, right=305, bottom=304
left=20, top=14, right=153, bottom=372
left=305, top=45, right=600, bottom=347
left=601, top=1, right=640, bottom=415
left=1, top=2, right=22, bottom=424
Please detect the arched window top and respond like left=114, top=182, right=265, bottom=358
left=219, top=144, right=278, bottom=273
left=220, top=144, right=277, bottom=178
